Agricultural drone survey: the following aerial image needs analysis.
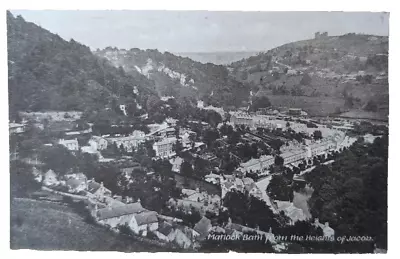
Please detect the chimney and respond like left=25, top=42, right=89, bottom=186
left=100, top=182, right=104, bottom=187
left=137, top=198, right=141, bottom=204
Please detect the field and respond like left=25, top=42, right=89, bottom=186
left=338, top=110, right=388, bottom=121
left=10, top=198, right=171, bottom=251
left=266, top=95, right=345, bottom=116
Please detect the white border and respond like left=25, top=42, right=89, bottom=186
left=0, top=1, right=397, bottom=259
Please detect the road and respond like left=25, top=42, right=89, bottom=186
left=255, top=175, right=277, bottom=212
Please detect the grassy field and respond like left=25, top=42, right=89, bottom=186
left=266, top=95, right=345, bottom=116
left=10, top=198, right=172, bottom=252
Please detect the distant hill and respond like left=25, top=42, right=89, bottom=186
left=175, top=51, right=259, bottom=65
left=95, top=47, right=252, bottom=108
left=229, top=33, right=389, bottom=119
left=7, top=12, right=158, bottom=121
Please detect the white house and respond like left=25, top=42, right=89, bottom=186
left=87, top=179, right=112, bottom=201
left=238, top=155, right=274, bottom=173
left=66, top=178, right=87, bottom=193
left=314, top=218, right=335, bottom=239
left=95, top=202, right=148, bottom=231
left=9, top=123, right=25, bottom=134
left=106, top=130, right=146, bottom=152
left=96, top=203, right=159, bottom=237
left=58, top=138, right=79, bottom=151
left=230, top=113, right=253, bottom=127
left=153, top=137, right=176, bottom=158
left=89, top=136, right=108, bottom=150
left=31, top=167, right=43, bottom=182
left=43, top=169, right=58, bottom=186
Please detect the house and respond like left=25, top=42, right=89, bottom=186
left=132, top=210, right=159, bottom=236
left=288, top=108, right=302, bottom=116
left=238, top=155, right=274, bottom=173
left=87, top=179, right=112, bottom=201
left=152, top=137, right=176, bottom=158
left=314, top=218, right=335, bottom=239
left=66, top=178, right=87, bottom=193
left=281, top=149, right=306, bottom=165
left=43, top=169, right=58, bottom=186
left=210, top=226, right=226, bottom=234
left=9, top=122, right=25, bottom=134
left=193, top=216, right=212, bottom=240
left=95, top=201, right=159, bottom=237
left=204, top=173, right=222, bottom=184
left=168, top=228, right=192, bottom=249
left=31, top=167, right=43, bottom=182
left=89, top=136, right=108, bottom=150
left=170, top=157, right=183, bottom=173
left=230, top=113, right=253, bottom=127
left=306, top=139, right=337, bottom=157
left=245, top=182, right=263, bottom=199
left=95, top=202, right=148, bottom=231
left=106, top=130, right=146, bottom=152
left=155, top=221, right=175, bottom=241
left=175, top=225, right=200, bottom=248
left=58, top=138, right=79, bottom=151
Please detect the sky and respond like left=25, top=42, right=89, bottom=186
left=11, top=10, right=389, bottom=53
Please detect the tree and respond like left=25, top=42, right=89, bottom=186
left=274, top=155, right=284, bottom=166
left=193, top=157, right=208, bottom=178
left=364, top=100, right=378, bottom=112
left=300, top=73, right=312, bottom=86
left=313, top=130, right=323, bottom=140
left=267, top=174, right=292, bottom=201
left=172, top=140, right=183, bottom=156
left=38, top=144, right=77, bottom=175
left=10, top=161, right=41, bottom=197
left=180, top=160, right=194, bottom=177
left=203, top=128, right=220, bottom=147
left=250, top=95, right=271, bottom=112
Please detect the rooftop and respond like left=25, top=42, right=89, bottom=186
left=135, top=211, right=158, bottom=226
left=97, top=202, right=146, bottom=221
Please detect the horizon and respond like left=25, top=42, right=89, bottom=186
left=10, top=10, right=389, bottom=53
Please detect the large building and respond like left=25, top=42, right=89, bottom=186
left=89, top=136, right=108, bottom=150
left=281, top=149, right=307, bottom=165
left=230, top=113, right=253, bottom=127
left=106, top=130, right=146, bottom=152
left=306, top=139, right=337, bottom=157
left=153, top=137, right=177, bottom=158
left=58, top=138, right=79, bottom=151
left=238, top=155, right=275, bottom=173
left=288, top=108, right=302, bottom=116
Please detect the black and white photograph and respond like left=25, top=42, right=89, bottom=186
left=7, top=8, right=389, bottom=253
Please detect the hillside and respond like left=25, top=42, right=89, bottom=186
left=175, top=51, right=259, bottom=65
left=229, top=34, right=389, bottom=119
left=7, top=12, right=158, bottom=121
left=95, top=47, right=251, bottom=108
left=11, top=198, right=170, bottom=251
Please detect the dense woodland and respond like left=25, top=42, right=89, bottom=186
left=7, top=12, right=157, bottom=121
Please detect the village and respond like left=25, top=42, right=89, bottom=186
left=9, top=97, right=384, bottom=252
